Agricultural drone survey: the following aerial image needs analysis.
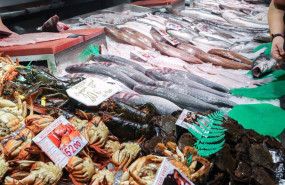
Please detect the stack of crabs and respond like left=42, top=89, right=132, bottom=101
left=0, top=55, right=283, bottom=185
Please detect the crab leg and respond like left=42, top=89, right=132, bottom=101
left=189, top=156, right=211, bottom=181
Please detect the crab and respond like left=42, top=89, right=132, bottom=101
left=120, top=155, right=164, bottom=185
left=3, top=128, right=34, bottom=160
left=111, top=141, right=142, bottom=172
left=90, top=170, right=114, bottom=185
left=66, top=156, right=95, bottom=185
left=155, top=142, right=211, bottom=182
left=0, top=95, right=27, bottom=137
left=25, top=114, right=55, bottom=134
left=0, top=55, right=19, bottom=96
left=5, top=161, right=62, bottom=185
left=0, top=155, right=8, bottom=183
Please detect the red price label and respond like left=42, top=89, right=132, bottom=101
left=63, top=137, right=83, bottom=157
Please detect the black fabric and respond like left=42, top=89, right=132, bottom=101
left=280, top=95, right=285, bottom=110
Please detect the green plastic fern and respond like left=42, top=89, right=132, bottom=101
left=78, top=44, right=100, bottom=59
left=186, top=111, right=226, bottom=165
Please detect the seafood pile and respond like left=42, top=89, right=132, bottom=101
left=0, top=51, right=284, bottom=185
left=1, top=0, right=284, bottom=184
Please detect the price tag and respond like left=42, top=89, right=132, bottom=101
left=130, top=51, right=149, bottom=62
left=166, top=22, right=182, bottom=31
left=33, top=116, right=87, bottom=168
left=182, top=17, right=195, bottom=23
left=163, top=34, right=180, bottom=46
left=152, top=27, right=168, bottom=36
left=195, top=23, right=207, bottom=32
left=151, top=27, right=180, bottom=46
left=175, top=109, right=203, bottom=134
left=66, top=78, right=120, bottom=106
left=153, top=158, right=195, bottom=185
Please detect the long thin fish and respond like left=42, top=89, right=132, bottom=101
left=104, top=27, right=152, bottom=50
left=152, top=42, right=203, bottom=64
left=93, top=55, right=146, bottom=73
left=151, top=81, right=236, bottom=107
left=65, top=63, right=139, bottom=88
left=134, top=85, right=220, bottom=112
left=195, top=52, right=251, bottom=70
left=94, top=61, right=155, bottom=84
left=112, top=93, right=181, bottom=115
left=208, top=49, right=253, bottom=65
left=166, top=69, right=229, bottom=92
left=120, top=27, right=154, bottom=48
left=145, top=69, right=228, bottom=97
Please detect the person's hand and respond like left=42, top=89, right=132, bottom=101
left=271, top=36, right=285, bottom=60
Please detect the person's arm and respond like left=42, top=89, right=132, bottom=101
left=268, top=0, right=285, bottom=60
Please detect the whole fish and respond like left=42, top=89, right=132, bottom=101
left=112, top=93, right=181, bottom=115
left=137, top=18, right=166, bottom=30
left=176, top=42, right=205, bottom=55
left=152, top=42, right=203, bottom=64
left=179, top=9, right=229, bottom=24
left=151, top=81, right=236, bottom=107
left=134, top=85, right=220, bottom=112
left=251, top=55, right=278, bottom=77
left=194, top=52, right=251, bottom=70
left=93, top=55, right=146, bottom=73
left=120, top=27, right=154, bottom=48
left=230, top=41, right=261, bottom=53
left=208, top=49, right=253, bottom=65
left=198, top=31, right=234, bottom=45
left=104, top=27, right=151, bottom=50
left=222, top=11, right=269, bottom=29
left=167, top=69, right=229, bottom=92
left=192, top=37, right=232, bottom=48
left=94, top=61, right=155, bottom=85
left=65, top=63, right=139, bottom=88
left=167, top=29, right=196, bottom=42
left=145, top=69, right=228, bottom=97
left=64, top=73, right=138, bottom=94
left=123, top=21, right=153, bottom=38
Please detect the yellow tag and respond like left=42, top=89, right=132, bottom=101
left=19, top=95, right=25, bottom=100
left=41, top=97, right=46, bottom=107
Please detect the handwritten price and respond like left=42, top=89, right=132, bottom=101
left=63, top=137, right=83, bottom=157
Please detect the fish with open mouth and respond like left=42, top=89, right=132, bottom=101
left=251, top=55, right=278, bottom=77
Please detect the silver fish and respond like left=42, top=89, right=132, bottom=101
left=151, top=81, right=236, bottom=108
left=180, top=9, right=229, bottom=24
left=134, top=85, right=220, bottom=112
left=112, top=93, right=181, bottom=115
left=251, top=55, right=278, bottom=77
left=65, top=63, right=139, bottom=88
left=192, top=37, right=232, bottom=48
left=94, top=61, right=155, bottom=85
left=145, top=69, right=228, bottom=97
left=93, top=55, right=146, bottom=73
left=222, top=11, right=269, bottom=29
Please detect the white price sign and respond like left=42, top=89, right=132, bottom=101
left=175, top=109, right=203, bottom=135
left=154, top=158, right=195, bottom=185
left=33, top=116, right=88, bottom=168
left=67, top=78, right=120, bottom=106
left=166, top=22, right=182, bottom=31
left=63, top=136, right=83, bottom=157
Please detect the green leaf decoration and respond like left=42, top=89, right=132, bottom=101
left=78, top=44, right=100, bottom=59
left=187, top=111, right=227, bottom=165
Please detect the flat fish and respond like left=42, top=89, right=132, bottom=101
left=112, top=93, right=181, bottom=115
left=93, top=55, right=146, bottom=73
left=65, top=63, right=139, bottom=88
left=134, top=85, right=221, bottom=112
left=208, top=49, right=253, bottom=65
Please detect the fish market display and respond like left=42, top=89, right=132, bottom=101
left=1, top=0, right=284, bottom=184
